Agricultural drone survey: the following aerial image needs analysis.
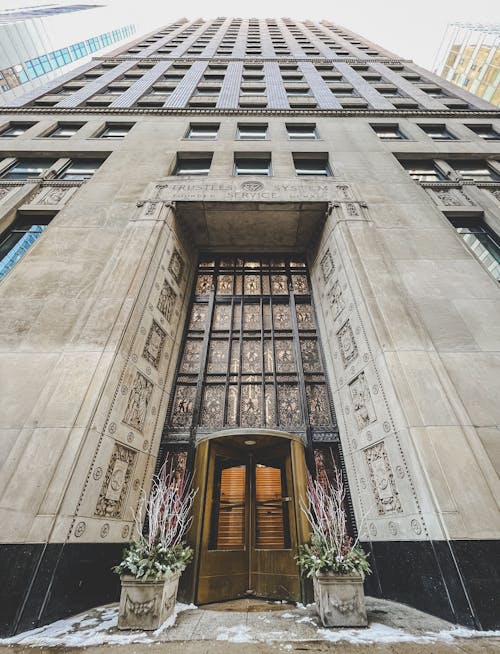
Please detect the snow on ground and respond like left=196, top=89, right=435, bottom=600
left=2, top=601, right=500, bottom=647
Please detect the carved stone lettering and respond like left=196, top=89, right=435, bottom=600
left=349, top=372, right=376, bottom=430
left=320, top=250, right=334, bottom=282
left=143, top=321, right=166, bottom=368
left=364, top=442, right=402, bottom=515
left=123, top=373, right=154, bottom=432
left=337, top=321, right=358, bottom=367
left=95, top=444, right=136, bottom=518
left=157, top=279, right=177, bottom=322
left=168, top=248, right=184, bottom=285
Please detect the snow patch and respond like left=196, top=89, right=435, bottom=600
left=216, top=624, right=255, bottom=643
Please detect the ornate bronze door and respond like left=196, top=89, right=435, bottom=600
left=197, top=436, right=301, bottom=604
left=159, top=254, right=354, bottom=604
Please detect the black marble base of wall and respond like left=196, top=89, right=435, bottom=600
left=1, top=539, right=498, bottom=637
left=362, top=539, right=500, bottom=630
left=0, top=542, right=122, bottom=637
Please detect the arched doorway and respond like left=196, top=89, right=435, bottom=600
left=192, top=430, right=309, bottom=604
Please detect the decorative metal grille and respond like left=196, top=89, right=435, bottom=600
left=163, top=254, right=338, bottom=442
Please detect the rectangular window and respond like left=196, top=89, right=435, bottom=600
left=371, top=124, right=406, bottom=140
left=236, top=123, right=268, bottom=140
left=174, top=153, right=213, bottom=176
left=234, top=153, right=271, bottom=176
left=1, top=158, right=55, bottom=180
left=186, top=124, right=219, bottom=139
left=449, top=218, right=500, bottom=281
left=466, top=124, right=500, bottom=140
left=47, top=123, right=84, bottom=138
left=286, top=123, right=318, bottom=139
left=99, top=123, right=134, bottom=138
left=58, top=159, right=104, bottom=180
left=0, top=214, right=53, bottom=280
left=419, top=124, right=457, bottom=140
left=293, top=153, right=330, bottom=176
left=400, top=160, right=445, bottom=182
left=0, top=122, right=35, bottom=137
left=450, top=161, right=500, bottom=182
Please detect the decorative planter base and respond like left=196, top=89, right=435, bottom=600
left=117, top=572, right=181, bottom=630
left=313, top=573, right=368, bottom=627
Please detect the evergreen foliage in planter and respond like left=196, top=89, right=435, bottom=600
left=297, top=465, right=370, bottom=627
left=113, top=458, right=196, bottom=630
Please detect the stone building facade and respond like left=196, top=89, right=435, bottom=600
left=0, top=17, right=499, bottom=637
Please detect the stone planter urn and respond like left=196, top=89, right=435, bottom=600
left=313, top=572, right=368, bottom=627
left=117, top=570, right=181, bottom=630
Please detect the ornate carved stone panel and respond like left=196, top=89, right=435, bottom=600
left=95, top=444, right=137, bottom=518
left=300, top=339, right=321, bottom=373
left=157, top=280, right=177, bottom=322
left=278, top=384, right=302, bottom=427
left=123, top=372, right=154, bottom=432
left=189, top=304, right=208, bottom=330
left=240, top=384, right=262, bottom=427
left=349, top=372, right=376, bottom=430
left=337, top=321, right=358, bottom=367
left=180, top=339, right=202, bottom=374
left=29, top=186, right=71, bottom=205
left=168, top=248, right=185, bottom=285
left=201, top=385, right=225, bottom=428
left=327, top=280, right=345, bottom=320
left=307, top=384, right=330, bottom=426
left=364, top=442, right=402, bottom=515
left=296, top=303, right=314, bottom=329
left=143, top=321, right=166, bottom=369
left=320, top=249, right=334, bottom=282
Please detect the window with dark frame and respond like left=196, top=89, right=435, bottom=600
left=1, top=158, right=56, bottom=180
left=186, top=124, right=220, bottom=140
left=293, top=153, right=330, bottom=176
left=47, top=123, right=84, bottom=138
left=286, top=123, right=318, bottom=139
left=465, top=124, right=500, bottom=140
left=0, top=213, right=54, bottom=280
left=0, top=123, right=35, bottom=138
left=371, top=124, right=406, bottom=140
left=449, top=161, right=500, bottom=182
left=99, top=124, right=134, bottom=138
left=174, top=153, right=213, bottom=176
left=448, top=217, right=500, bottom=281
left=234, top=153, right=271, bottom=175
left=419, top=124, right=457, bottom=140
left=57, top=159, right=105, bottom=180
left=236, top=124, right=268, bottom=140
left=400, top=160, right=446, bottom=182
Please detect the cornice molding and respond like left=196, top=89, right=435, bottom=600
left=1, top=107, right=499, bottom=119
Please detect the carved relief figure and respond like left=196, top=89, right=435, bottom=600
left=272, top=275, right=288, bottom=295
left=278, top=384, right=302, bottom=426
left=364, top=442, right=402, bottom=515
left=349, top=372, right=376, bottom=430
left=327, top=280, right=345, bottom=320
left=143, top=321, right=166, bottom=369
left=201, top=385, right=224, bottom=427
left=217, top=274, right=233, bottom=294
left=292, top=274, right=308, bottom=294
left=320, top=250, right=334, bottom=282
left=123, top=373, right=154, bottom=432
left=196, top=274, right=212, bottom=295
left=157, top=280, right=177, bottom=322
left=171, top=386, right=196, bottom=428
left=240, top=385, right=262, bottom=426
left=180, top=339, right=202, bottom=373
left=296, top=303, right=314, bottom=329
left=300, top=339, right=320, bottom=373
left=245, top=274, right=260, bottom=294
left=189, top=304, right=207, bottom=330
left=337, top=321, right=358, bottom=367
left=168, top=248, right=184, bottom=285
left=95, top=444, right=136, bottom=518
left=307, top=384, right=331, bottom=426
left=273, top=304, right=291, bottom=329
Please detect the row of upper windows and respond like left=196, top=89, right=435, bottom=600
left=2, top=120, right=499, bottom=143
left=0, top=157, right=106, bottom=181
left=172, top=152, right=331, bottom=176
left=400, top=159, right=500, bottom=183
left=0, top=122, right=132, bottom=139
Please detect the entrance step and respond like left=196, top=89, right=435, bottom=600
left=199, top=598, right=295, bottom=612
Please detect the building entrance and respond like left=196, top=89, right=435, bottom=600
left=159, top=253, right=353, bottom=604
left=196, top=432, right=306, bottom=604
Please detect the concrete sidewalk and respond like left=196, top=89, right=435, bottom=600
left=2, top=597, right=499, bottom=653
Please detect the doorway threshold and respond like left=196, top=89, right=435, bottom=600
left=199, top=598, right=296, bottom=612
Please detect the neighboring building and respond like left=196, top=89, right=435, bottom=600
left=0, top=2, right=136, bottom=105
left=0, top=16, right=499, bottom=638
left=433, top=22, right=500, bottom=106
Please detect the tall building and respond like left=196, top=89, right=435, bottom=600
left=433, top=22, right=500, bottom=107
left=0, top=2, right=136, bottom=105
left=0, top=16, right=499, bottom=638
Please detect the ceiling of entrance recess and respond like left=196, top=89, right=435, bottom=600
left=176, top=201, right=327, bottom=249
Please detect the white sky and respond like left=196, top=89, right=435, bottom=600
left=2, top=0, right=500, bottom=69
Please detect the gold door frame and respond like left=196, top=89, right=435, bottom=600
left=183, top=428, right=310, bottom=604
